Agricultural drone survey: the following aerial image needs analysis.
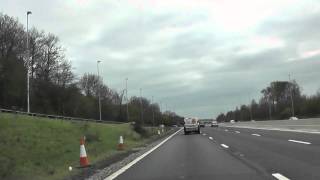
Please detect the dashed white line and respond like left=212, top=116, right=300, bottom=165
left=209, top=137, right=213, bottom=140
left=235, top=131, right=240, bottom=133
left=272, top=173, right=290, bottom=180
left=221, top=144, right=229, bottom=148
left=225, top=129, right=229, bottom=132
left=251, top=134, right=261, bottom=137
left=202, top=133, right=207, bottom=136
left=288, top=139, right=311, bottom=145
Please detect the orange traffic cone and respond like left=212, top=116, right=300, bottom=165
left=80, top=136, right=89, bottom=167
left=117, top=136, right=125, bottom=150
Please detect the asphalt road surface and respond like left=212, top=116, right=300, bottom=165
left=112, top=127, right=320, bottom=180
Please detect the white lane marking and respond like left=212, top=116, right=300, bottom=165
left=209, top=137, right=213, bottom=140
left=222, top=125, right=320, bottom=134
left=288, top=139, right=311, bottom=145
left=221, top=144, right=229, bottom=148
left=235, top=131, right=240, bottom=133
left=225, top=129, right=229, bottom=132
left=251, top=134, right=261, bottom=137
left=272, top=173, right=290, bottom=180
left=105, top=128, right=182, bottom=180
left=202, top=133, right=207, bottom=136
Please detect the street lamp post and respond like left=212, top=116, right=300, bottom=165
left=26, top=11, right=32, bottom=113
left=125, top=78, right=129, bottom=121
left=97, top=61, right=102, bottom=121
left=289, top=74, right=295, bottom=117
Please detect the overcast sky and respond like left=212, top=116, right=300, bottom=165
left=1, top=0, right=320, bottom=118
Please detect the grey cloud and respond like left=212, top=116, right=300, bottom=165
left=2, top=0, right=320, bottom=118
left=258, top=12, right=320, bottom=44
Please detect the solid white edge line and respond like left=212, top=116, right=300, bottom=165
left=251, top=134, right=261, bottom=137
left=288, top=139, right=311, bottom=145
left=221, top=144, right=229, bottom=148
left=105, top=128, right=183, bottom=180
left=272, top=173, right=290, bottom=180
left=209, top=137, right=213, bottom=140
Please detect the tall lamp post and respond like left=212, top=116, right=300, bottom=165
left=125, top=78, right=129, bottom=121
left=26, top=11, right=32, bottom=113
left=97, top=61, right=102, bottom=121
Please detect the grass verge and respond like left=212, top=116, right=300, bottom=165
left=0, top=112, right=163, bottom=180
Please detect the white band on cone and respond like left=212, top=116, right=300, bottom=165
left=119, top=136, right=124, bottom=144
left=80, top=145, right=87, bottom=157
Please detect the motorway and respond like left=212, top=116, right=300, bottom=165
left=110, top=126, right=320, bottom=180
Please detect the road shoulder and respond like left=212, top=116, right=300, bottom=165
left=85, top=128, right=181, bottom=180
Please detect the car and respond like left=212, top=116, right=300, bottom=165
left=211, top=121, right=219, bottom=127
left=205, top=123, right=212, bottom=127
left=199, top=121, right=205, bottom=127
left=184, top=117, right=200, bottom=135
left=289, top=117, right=299, bottom=120
left=230, top=120, right=235, bottom=123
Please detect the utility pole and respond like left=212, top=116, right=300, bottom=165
left=97, top=61, right=102, bottom=121
left=26, top=11, right=32, bottom=113
left=289, top=74, right=295, bottom=117
left=125, top=78, right=129, bottom=122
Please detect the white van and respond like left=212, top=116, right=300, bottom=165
left=184, top=117, right=200, bottom=135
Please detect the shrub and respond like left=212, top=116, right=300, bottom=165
left=133, top=123, right=148, bottom=137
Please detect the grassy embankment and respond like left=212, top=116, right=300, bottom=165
left=0, top=112, right=162, bottom=180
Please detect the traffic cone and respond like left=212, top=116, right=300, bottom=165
left=80, top=136, right=89, bottom=167
left=117, top=136, right=125, bottom=150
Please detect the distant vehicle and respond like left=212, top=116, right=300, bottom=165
left=211, top=121, right=218, bottom=127
left=289, top=117, right=299, bottom=120
left=230, top=120, right=235, bottom=123
left=199, top=121, right=205, bottom=127
left=184, top=117, right=200, bottom=135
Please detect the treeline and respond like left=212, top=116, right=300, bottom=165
left=216, top=81, right=320, bottom=122
left=0, top=13, right=183, bottom=126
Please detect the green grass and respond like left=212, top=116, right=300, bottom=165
left=0, top=112, right=157, bottom=180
